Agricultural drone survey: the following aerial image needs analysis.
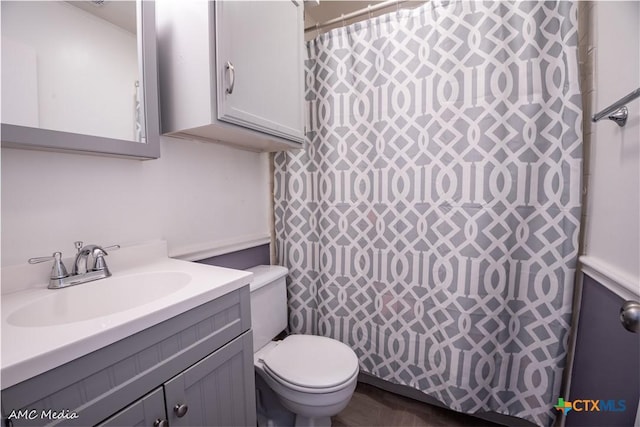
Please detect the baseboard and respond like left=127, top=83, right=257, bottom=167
left=357, top=372, right=537, bottom=427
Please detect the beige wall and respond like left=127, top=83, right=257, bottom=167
left=579, top=1, right=640, bottom=297
left=1, top=137, right=271, bottom=267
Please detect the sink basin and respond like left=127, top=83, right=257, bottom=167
left=7, top=271, right=191, bottom=327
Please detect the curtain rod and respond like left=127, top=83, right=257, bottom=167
left=304, top=0, right=411, bottom=33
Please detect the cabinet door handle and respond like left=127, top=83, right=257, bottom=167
left=225, top=61, right=235, bottom=94
left=620, top=300, right=640, bottom=333
left=153, top=419, right=169, bottom=427
left=173, top=403, right=189, bottom=418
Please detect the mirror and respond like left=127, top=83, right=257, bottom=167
left=0, top=1, right=160, bottom=159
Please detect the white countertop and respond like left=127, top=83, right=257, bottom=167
left=1, top=241, right=252, bottom=389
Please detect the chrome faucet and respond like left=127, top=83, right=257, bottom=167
left=72, top=241, right=113, bottom=275
left=29, top=241, right=120, bottom=289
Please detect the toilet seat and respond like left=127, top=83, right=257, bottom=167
left=260, top=335, right=359, bottom=393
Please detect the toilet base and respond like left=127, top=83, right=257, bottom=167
left=295, top=415, right=331, bottom=427
left=255, top=370, right=341, bottom=427
left=255, top=373, right=296, bottom=427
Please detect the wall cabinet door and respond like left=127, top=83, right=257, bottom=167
left=164, top=332, right=256, bottom=427
left=96, top=388, right=167, bottom=427
left=215, top=1, right=304, bottom=143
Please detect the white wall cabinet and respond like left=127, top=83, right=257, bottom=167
left=157, top=0, right=304, bottom=152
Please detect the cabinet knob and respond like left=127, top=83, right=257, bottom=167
left=153, top=419, right=169, bottom=427
left=173, top=403, right=188, bottom=418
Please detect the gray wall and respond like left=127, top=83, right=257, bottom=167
left=567, top=274, right=639, bottom=426
left=197, top=244, right=270, bottom=270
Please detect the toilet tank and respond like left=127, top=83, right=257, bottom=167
left=245, top=265, right=288, bottom=351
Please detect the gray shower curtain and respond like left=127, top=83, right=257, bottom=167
left=274, top=1, right=582, bottom=426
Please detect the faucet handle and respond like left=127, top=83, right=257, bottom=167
left=91, top=244, right=120, bottom=272
left=89, top=244, right=120, bottom=258
left=75, top=241, right=120, bottom=254
left=28, top=252, right=69, bottom=280
left=28, top=254, right=57, bottom=264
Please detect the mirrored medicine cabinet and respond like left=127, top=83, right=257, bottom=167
left=0, top=0, right=160, bottom=159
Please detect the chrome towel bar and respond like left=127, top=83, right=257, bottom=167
left=592, top=87, right=640, bottom=127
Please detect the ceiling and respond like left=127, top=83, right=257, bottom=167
left=66, top=1, right=424, bottom=41
left=66, top=0, right=136, bottom=34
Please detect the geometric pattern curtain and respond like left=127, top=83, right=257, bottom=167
left=274, top=2, right=582, bottom=425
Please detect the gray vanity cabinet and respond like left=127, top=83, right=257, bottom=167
left=1, top=287, right=257, bottom=427
left=96, top=333, right=255, bottom=427
left=96, top=388, right=166, bottom=427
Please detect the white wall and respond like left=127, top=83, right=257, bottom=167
left=0, top=137, right=271, bottom=268
left=582, top=2, right=640, bottom=289
left=1, top=1, right=138, bottom=141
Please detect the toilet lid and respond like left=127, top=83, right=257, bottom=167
left=262, top=335, right=359, bottom=389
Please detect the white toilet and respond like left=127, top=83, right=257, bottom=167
left=247, top=265, right=359, bottom=427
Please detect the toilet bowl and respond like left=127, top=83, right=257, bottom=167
left=247, top=265, right=359, bottom=427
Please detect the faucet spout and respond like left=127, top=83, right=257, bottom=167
left=71, top=242, right=118, bottom=275
left=73, top=248, right=88, bottom=275
left=72, top=243, right=97, bottom=275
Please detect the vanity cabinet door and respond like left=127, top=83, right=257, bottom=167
left=96, top=388, right=166, bottom=427
left=163, top=331, right=256, bottom=427
left=215, top=0, right=304, bottom=143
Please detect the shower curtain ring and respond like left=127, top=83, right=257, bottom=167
left=341, top=13, right=345, bottom=27
left=368, top=4, right=372, bottom=20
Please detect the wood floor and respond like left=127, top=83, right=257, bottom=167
left=332, top=383, right=501, bottom=427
